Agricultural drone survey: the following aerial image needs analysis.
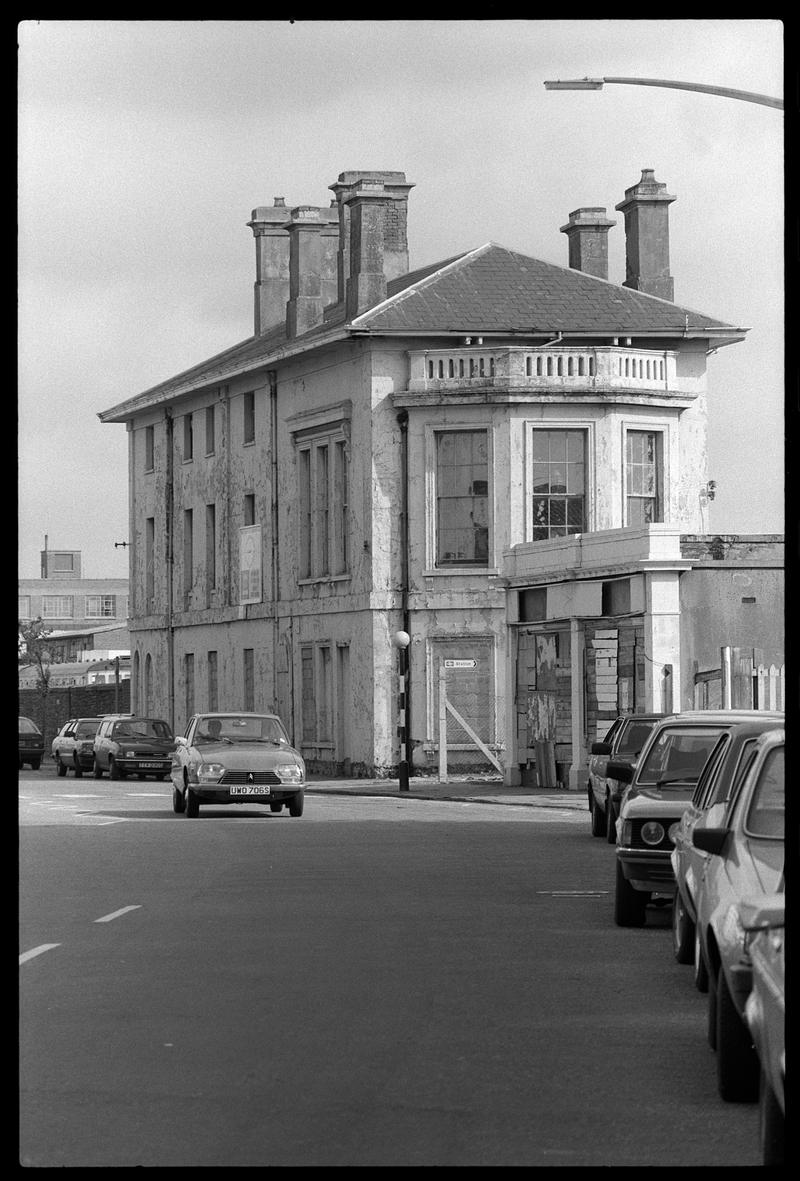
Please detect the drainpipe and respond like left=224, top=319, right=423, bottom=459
left=165, top=409, right=175, bottom=733
left=267, top=369, right=285, bottom=726
left=396, top=409, right=411, bottom=783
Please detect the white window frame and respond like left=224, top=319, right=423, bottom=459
left=525, top=419, right=595, bottom=541
left=85, top=594, right=116, bottom=618
left=424, top=423, right=495, bottom=574
left=621, top=417, right=672, bottom=527
left=42, top=595, right=74, bottom=619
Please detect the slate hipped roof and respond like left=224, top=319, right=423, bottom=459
left=99, top=242, right=746, bottom=422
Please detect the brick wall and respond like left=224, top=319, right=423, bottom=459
left=19, top=682, right=132, bottom=758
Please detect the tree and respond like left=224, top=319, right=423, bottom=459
left=19, top=617, right=53, bottom=735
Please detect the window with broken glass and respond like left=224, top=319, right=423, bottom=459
left=435, top=430, right=489, bottom=566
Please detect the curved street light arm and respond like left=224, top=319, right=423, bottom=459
left=544, top=76, right=782, bottom=110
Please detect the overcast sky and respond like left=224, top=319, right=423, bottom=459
left=18, top=19, right=784, bottom=579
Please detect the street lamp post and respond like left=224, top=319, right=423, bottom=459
left=543, top=77, right=783, bottom=110
left=393, top=630, right=411, bottom=792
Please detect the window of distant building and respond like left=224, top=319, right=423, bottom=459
left=205, top=503, right=217, bottom=597
left=434, top=429, right=490, bottom=567
left=42, top=595, right=74, bottom=619
left=183, top=413, right=193, bottom=462
left=184, top=653, right=195, bottom=721
left=530, top=428, right=587, bottom=541
left=243, top=493, right=256, bottom=527
left=18, top=596, right=31, bottom=620
left=243, top=391, right=255, bottom=445
left=205, top=405, right=216, bottom=456
left=86, top=595, right=116, bottom=618
left=300, top=642, right=334, bottom=749
left=626, top=429, right=664, bottom=525
left=145, top=424, right=155, bottom=472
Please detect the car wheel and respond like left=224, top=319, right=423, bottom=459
left=31, top=759, right=41, bottom=770
left=56, top=756, right=67, bottom=777
left=605, top=799, right=617, bottom=844
left=19, top=759, right=24, bottom=770
left=184, top=787, right=199, bottom=818
left=73, top=757, right=83, bottom=779
left=759, top=1068, right=784, bottom=1166
left=614, top=860, right=647, bottom=927
left=288, top=791, right=304, bottom=818
left=93, top=757, right=104, bottom=779
left=172, top=786, right=185, bottom=814
left=590, top=795, right=605, bottom=837
left=109, top=757, right=124, bottom=780
left=716, top=968, right=759, bottom=1102
left=693, top=928, right=709, bottom=993
left=269, top=802, right=283, bottom=813
left=672, top=891, right=695, bottom=964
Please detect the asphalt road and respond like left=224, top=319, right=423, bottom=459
left=19, top=772, right=760, bottom=1167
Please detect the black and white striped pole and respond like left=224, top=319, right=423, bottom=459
left=393, top=630, right=411, bottom=792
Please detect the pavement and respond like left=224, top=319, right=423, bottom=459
left=306, top=774, right=586, bottom=811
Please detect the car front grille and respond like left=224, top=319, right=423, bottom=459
left=629, top=818, right=682, bottom=852
left=219, top=770, right=282, bottom=786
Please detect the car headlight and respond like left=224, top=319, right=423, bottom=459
left=667, top=822, right=681, bottom=844
left=619, top=820, right=632, bottom=846
left=125, top=750, right=137, bottom=758
left=641, top=821, right=665, bottom=846
left=197, top=763, right=226, bottom=783
left=276, top=762, right=304, bottom=783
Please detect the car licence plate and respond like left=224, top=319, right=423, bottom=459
left=230, top=786, right=271, bottom=796
left=139, top=761, right=164, bottom=769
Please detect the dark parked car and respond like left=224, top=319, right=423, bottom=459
left=610, top=711, right=771, bottom=928
left=93, top=714, right=175, bottom=780
left=587, top=712, right=664, bottom=842
left=744, top=890, right=785, bottom=1166
left=170, top=712, right=306, bottom=818
left=18, top=716, right=44, bottom=770
left=51, top=717, right=103, bottom=777
left=670, top=712, right=784, bottom=965
left=691, top=728, right=784, bottom=1102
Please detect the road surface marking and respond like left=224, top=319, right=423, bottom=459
left=20, top=944, right=61, bottom=965
left=94, top=905, right=142, bottom=924
left=61, top=794, right=103, bottom=798
left=536, top=890, right=609, bottom=896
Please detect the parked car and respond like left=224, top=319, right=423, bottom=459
left=743, top=890, right=785, bottom=1166
left=18, top=716, right=44, bottom=770
left=171, top=712, right=306, bottom=818
left=51, top=717, right=103, bottom=778
left=670, top=712, right=784, bottom=965
left=609, top=711, right=772, bottom=928
left=691, top=728, right=784, bottom=1102
left=587, top=712, right=664, bottom=842
left=93, top=714, right=175, bottom=780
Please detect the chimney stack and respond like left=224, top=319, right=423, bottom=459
left=615, top=169, right=676, bottom=301
left=559, top=207, right=616, bottom=280
left=284, top=207, right=327, bottom=339
left=330, top=171, right=413, bottom=305
left=248, top=198, right=292, bottom=336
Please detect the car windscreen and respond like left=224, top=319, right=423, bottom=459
left=635, top=727, right=724, bottom=787
left=114, top=720, right=173, bottom=739
left=19, top=718, right=41, bottom=734
left=196, top=715, right=288, bottom=744
left=745, top=747, right=784, bottom=839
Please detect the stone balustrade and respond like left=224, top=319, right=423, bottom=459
left=407, top=346, right=678, bottom=394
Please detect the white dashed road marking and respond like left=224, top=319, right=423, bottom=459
left=19, top=944, right=61, bottom=965
left=94, top=905, right=142, bottom=924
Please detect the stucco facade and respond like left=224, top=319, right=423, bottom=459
left=100, top=167, right=776, bottom=780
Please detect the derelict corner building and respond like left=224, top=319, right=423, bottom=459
left=98, top=168, right=783, bottom=786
